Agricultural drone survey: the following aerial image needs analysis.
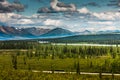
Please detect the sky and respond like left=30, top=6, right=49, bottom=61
left=0, top=0, right=120, bottom=32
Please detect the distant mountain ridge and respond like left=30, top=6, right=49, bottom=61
left=0, top=26, right=74, bottom=38
left=0, top=26, right=50, bottom=37
left=76, top=30, right=120, bottom=35
left=0, top=25, right=120, bottom=40
left=78, top=30, right=92, bottom=35
left=40, top=27, right=74, bottom=37
left=97, top=30, right=120, bottom=34
left=20, top=27, right=50, bottom=36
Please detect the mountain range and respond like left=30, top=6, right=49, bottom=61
left=0, top=26, right=50, bottom=37
left=0, top=25, right=75, bottom=38
left=0, top=25, right=120, bottom=40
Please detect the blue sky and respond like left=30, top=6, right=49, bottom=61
left=8, top=0, right=119, bottom=15
left=0, top=0, right=120, bottom=32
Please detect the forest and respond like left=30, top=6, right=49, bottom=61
left=0, top=40, right=120, bottom=80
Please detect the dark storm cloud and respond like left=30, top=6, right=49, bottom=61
left=0, top=0, right=25, bottom=13
left=82, top=2, right=101, bottom=7
left=37, top=0, right=77, bottom=13
left=107, top=0, right=120, bottom=7
left=57, top=2, right=73, bottom=8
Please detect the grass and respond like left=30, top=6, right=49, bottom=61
left=1, top=69, right=120, bottom=80
left=0, top=54, right=119, bottom=73
left=0, top=44, right=120, bottom=80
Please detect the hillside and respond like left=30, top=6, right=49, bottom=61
left=40, top=28, right=74, bottom=37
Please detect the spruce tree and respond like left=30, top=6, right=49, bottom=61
left=76, top=61, right=80, bottom=75
left=11, top=55, right=17, bottom=70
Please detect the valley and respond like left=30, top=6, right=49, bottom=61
left=0, top=40, right=120, bottom=80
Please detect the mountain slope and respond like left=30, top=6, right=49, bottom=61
left=21, top=27, right=50, bottom=36
left=77, top=30, right=92, bottom=35
left=40, top=28, right=74, bottom=37
left=0, top=26, right=34, bottom=37
left=42, top=34, right=120, bottom=44
left=0, top=26, right=50, bottom=37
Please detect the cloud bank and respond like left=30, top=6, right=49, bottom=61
left=1, top=7, right=120, bottom=32
left=37, top=0, right=77, bottom=13
left=50, top=0, right=76, bottom=12
left=0, top=0, right=25, bottom=13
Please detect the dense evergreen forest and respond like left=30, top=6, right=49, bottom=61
left=0, top=40, right=37, bottom=49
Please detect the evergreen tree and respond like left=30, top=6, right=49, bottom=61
left=11, top=55, right=17, bottom=70
left=99, top=66, right=102, bottom=79
left=23, top=56, right=26, bottom=65
left=76, top=61, right=80, bottom=75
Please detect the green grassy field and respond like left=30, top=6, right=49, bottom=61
left=1, top=70, right=120, bottom=80
left=0, top=54, right=119, bottom=73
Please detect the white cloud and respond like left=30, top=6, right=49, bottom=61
left=78, top=7, right=120, bottom=21
left=92, top=12, right=120, bottom=20
left=98, top=26, right=118, bottom=31
left=0, top=13, right=22, bottom=22
left=50, top=0, right=77, bottom=12
left=16, top=19, right=34, bottom=24
left=43, top=19, right=62, bottom=26
left=88, top=21, right=113, bottom=25
left=78, top=7, right=90, bottom=14
left=79, top=16, right=85, bottom=19
left=31, top=14, right=47, bottom=19
left=92, top=12, right=115, bottom=20
left=0, top=0, right=10, bottom=7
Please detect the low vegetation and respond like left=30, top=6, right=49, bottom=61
left=0, top=41, right=120, bottom=79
